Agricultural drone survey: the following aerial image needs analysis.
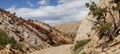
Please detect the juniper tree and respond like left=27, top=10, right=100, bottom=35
left=85, top=0, right=120, bottom=41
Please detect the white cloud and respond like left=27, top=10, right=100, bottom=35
left=38, top=0, right=49, bottom=5
left=6, top=0, right=99, bottom=25
left=27, top=1, right=33, bottom=7
left=6, top=5, right=16, bottom=13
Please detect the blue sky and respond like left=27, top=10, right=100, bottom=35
left=0, top=0, right=99, bottom=25
left=0, top=0, right=58, bottom=9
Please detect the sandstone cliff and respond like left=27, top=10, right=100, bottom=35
left=74, top=0, right=120, bottom=54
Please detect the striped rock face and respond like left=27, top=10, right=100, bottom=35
left=0, top=8, right=72, bottom=53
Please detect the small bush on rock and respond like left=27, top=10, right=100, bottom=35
left=72, top=39, right=91, bottom=54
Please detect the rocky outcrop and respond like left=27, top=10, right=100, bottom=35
left=54, top=21, right=81, bottom=41
left=33, top=21, right=73, bottom=43
left=54, top=21, right=80, bottom=35
left=0, top=8, right=49, bottom=49
left=74, top=1, right=110, bottom=42
left=75, top=15, right=96, bottom=42
left=0, top=44, right=22, bottom=54
left=75, top=0, right=120, bottom=54
left=0, top=8, right=71, bottom=53
left=75, top=0, right=119, bottom=42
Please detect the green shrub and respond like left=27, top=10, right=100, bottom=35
left=72, top=51, right=77, bottom=54
left=85, top=1, right=107, bottom=16
left=92, top=7, right=107, bottom=16
left=56, top=41, right=63, bottom=46
left=11, top=43, right=23, bottom=51
left=99, top=23, right=111, bottom=33
left=0, top=29, right=10, bottom=45
left=112, top=4, right=120, bottom=10
left=114, top=0, right=120, bottom=3
left=85, top=3, right=89, bottom=8
left=0, top=29, right=23, bottom=51
left=33, top=45, right=44, bottom=50
left=0, top=45, right=4, bottom=50
left=82, top=52, right=86, bottom=54
left=73, top=39, right=91, bottom=51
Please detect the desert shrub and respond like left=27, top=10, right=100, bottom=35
left=92, top=7, right=107, bottom=16
left=32, top=45, right=44, bottom=50
left=56, top=41, right=63, bottom=46
left=0, top=45, right=4, bottom=50
left=0, top=29, right=23, bottom=51
left=0, top=29, right=10, bottom=45
left=47, top=36, right=52, bottom=41
left=99, top=23, right=111, bottom=33
left=82, top=52, right=86, bottom=54
left=43, top=30, right=49, bottom=35
left=72, top=51, right=77, bottom=54
left=72, top=39, right=91, bottom=54
left=98, top=23, right=112, bottom=39
left=114, top=0, right=120, bottom=3
left=11, top=43, right=23, bottom=51
left=73, top=39, right=91, bottom=51
left=112, top=3, right=120, bottom=10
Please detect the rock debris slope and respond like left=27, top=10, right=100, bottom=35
left=0, top=8, right=71, bottom=54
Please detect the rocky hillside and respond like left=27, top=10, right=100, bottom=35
left=54, top=21, right=81, bottom=36
left=0, top=8, right=72, bottom=54
left=33, top=21, right=73, bottom=42
left=54, top=21, right=81, bottom=41
left=73, top=0, right=120, bottom=54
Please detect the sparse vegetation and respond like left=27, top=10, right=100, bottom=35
left=85, top=1, right=120, bottom=41
left=114, top=0, right=120, bottom=3
left=0, top=29, right=23, bottom=51
left=73, top=39, right=91, bottom=51
left=0, top=45, right=4, bottom=50
left=32, top=45, right=44, bottom=50
left=99, top=23, right=112, bottom=33
left=13, top=12, right=16, bottom=15
left=112, top=4, right=120, bottom=10
left=72, top=1, right=120, bottom=54
left=72, top=39, right=91, bottom=54
left=82, top=52, right=86, bottom=54
left=98, top=23, right=112, bottom=39
left=11, top=43, right=23, bottom=51
left=56, top=41, right=63, bottom=46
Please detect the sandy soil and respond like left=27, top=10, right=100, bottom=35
left=30, top=44, right=72, bottom=54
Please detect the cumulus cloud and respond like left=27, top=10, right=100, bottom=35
left=27, top=1, right=33, bottom=7
left=38, top=0, right=49, bottom=5
left=6, top=0, right=99, bottom=25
